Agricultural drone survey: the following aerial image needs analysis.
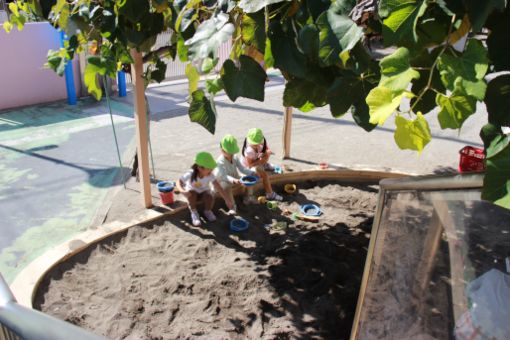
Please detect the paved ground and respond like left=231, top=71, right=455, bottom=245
left=0, top=73, right=485, bottom=283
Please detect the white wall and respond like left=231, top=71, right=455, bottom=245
left=0, top=22, right=81, bottom=111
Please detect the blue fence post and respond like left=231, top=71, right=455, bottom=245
left=117, top=71, right=126, bottom=97
left=59, top=30, right=77, bottom=105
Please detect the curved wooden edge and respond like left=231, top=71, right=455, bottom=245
left=10, top=168, right=411, bottom=309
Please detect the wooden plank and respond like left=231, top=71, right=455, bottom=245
left=130, top=49, right=152, bottom=208
left=282, top=106, right=293, bottom=159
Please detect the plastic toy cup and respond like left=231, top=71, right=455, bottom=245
left=284, top=184, right=297, bottom=194
left=229, top=218, right=249, bottom=232
left=266, top=201, right=278, bottom=210
left=240, top=175, right=258, bottom=186
left=300, top=203, right=322, bottom=216
left=258, top=196, right=267, bottom=204
left=274, top=165, right=283, bottom=174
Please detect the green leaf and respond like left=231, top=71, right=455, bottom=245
left=379, top=47, right=420, bottom=92
left=3, top=21, right=13, bottom=33
left=269, top=22, right=307, bottom=78
left=466, top=0, right=506, bottom=32
left=436, top=83, right=477, bottom=130
left=482, top=133, right=510, bottom=209
left=242, top=10, right=266, bottom=53
left=189, top=89, right=217, bottom=134
left=394, top=112, right=431, bottom=152
left=352, top=101, right=377, bottom=132
left=177, top=36, right=189, bottom=62
left=487, top=21, right=510, bottom=71
left=367, top=87, right=412, bottom=125
left=84, top=62, right=102, bottom=100
left=327, top=74, right=374, bottom=118
left=117, top=0, right=150, bottom=23
left=317, top=13, right=342, bottom=66
left=480, top=123, right=501, bottom=150
left=201, top=58, right=218, bottom=74
left=326, top=6, right=364, bottom=53
left=437, top=40, right=489, bottom=99
left=148, top=58, right=167, bottom=83
left=206, top=78, right=224, bottom=95
left=185, top=63, right=200, bottom=96
left=185, top=13, right=234, bottom=60
left=264, top=37, right=275, bottom=69
left=486, top=75, right=510, bottom=127
left=381, top=0, right=428, bottom=45
left=284, top=78, right=327, bottom=110
left=298, top=25, right=320, bottom=60
left=238, top=0, right=291, bottom=13
left=220, top=55, right=267, bottom=102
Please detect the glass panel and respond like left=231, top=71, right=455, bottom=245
left=356, top=189, right=510, bottom=339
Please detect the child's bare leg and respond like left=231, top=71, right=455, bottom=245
left=202, top=191, right=214, bottom=211
left=184, top=191, right=198, bottom=210
left=256, top=166, right=273, bottom=194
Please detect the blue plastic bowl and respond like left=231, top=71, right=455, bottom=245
left=240, top=175, right=258, bottom=187
left=157, top=181, right=175, bottom=193
left=230, top=218, right=249, bottom=232
left=300, top=204, right=322, bottom=217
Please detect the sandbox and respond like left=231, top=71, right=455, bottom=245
left=34, top=178, right=381, bottom=339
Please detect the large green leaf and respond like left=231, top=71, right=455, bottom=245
left=298, top=25, right=320, bottom=61
left=189, top=89, right=217, bottom=134
left=466, top=0, right=506, bottom=32
left=327, top=75, right=373, bottom=118
left=367, top=87, right=412, bottom=125
left=185, top=63, right=200, bottom=96
left=394, top=113, right=431, bottom=152
left=485, top=75, right=510, bottom=127
left=185, top=13, right=234, bottom=60
left=379, top=47, right=420, bottom=92
left=381, top=0, right=428, bottom=45
left=437, top=40, right=488, bottom=100
left=84, top=62, right=102, bottom=100
left=482, top=133, right=510, bottom=209
left=264, top=37, right=275, bottom=69
left=239, top=0, right=291, bottom=13
left=326, top=6, right=364, bottom=52
left=316, top=10, right=363, bottom=66
left=352, top=101, right=377, bottom=132
left=206, top=78, right=224, bottom=95
left=242, top=10, right=266, bottom=53
left=487, top=21, right=510, bottom=71
left=220, top=55, right=267, bottom=102
left=436, top=81, right=477, bottom=129
left=284, top=78, right=327, bottom=111
left=269, top=22, right=308, bottom=78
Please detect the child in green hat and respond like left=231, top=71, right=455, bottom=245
left=214, top=134, right=257, bottom=209
left=176, top=152, right=235, bottom=227
left=241, top=128, right=283, bottom=202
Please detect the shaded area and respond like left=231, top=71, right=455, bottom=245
left=35, top=180, right=378, bottom=339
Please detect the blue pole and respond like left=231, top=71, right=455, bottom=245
left=117, top=71, right=127, bottom=97
left=59, top=30, right=77, bottom=105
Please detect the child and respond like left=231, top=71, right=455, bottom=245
left=177, top=152, right=235, bottom=226
left=242, top=128, right=283, bottom=201
left=214, top=134, right=257, bottom=208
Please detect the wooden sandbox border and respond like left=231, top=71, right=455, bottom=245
left=10, top=168, right=410, bottom=309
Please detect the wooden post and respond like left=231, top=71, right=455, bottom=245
left=282, top=106, right=293, bottom=159
left=130, top=49, right=152, bottom=208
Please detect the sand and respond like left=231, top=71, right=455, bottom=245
left=35, top=181, right=378, bottom=339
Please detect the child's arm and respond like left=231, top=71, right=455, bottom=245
left=236, top=157, right=257, bottom=176
left=176, top=178, right=187, bottom=193
left=212, top=180, right=234, bottom=209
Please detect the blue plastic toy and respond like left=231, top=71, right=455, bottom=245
left=240, top=175, right=259, bottom=186
left=157, top=181, right=175, bottom=193
left=230, top=218, right=249, bottom=232
left=300, top=204, right=322, bottom=216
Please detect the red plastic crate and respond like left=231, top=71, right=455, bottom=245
left=458, top=146, right=485, bottom=173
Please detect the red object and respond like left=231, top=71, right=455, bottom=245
left=459, top=146, right=485, bottom=173
left=160, top=191, right=174, bottom=205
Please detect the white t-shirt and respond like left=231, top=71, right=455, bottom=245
left=243, top=144, right=268, bottom=167
left=180, top=170, right=215, bottom=193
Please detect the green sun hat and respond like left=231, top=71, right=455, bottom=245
left=220, top=134, right=240, bottom=154
left=246, top=128, right=264, bottom=145
left=195, top=152, right=217, bottom=169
